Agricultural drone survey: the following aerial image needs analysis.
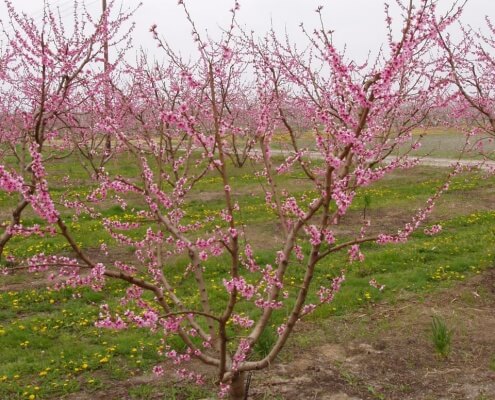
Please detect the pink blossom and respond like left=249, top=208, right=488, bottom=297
left=152, top=365, right=164, bottom=376
left=424, top=224, right=442, bottom=236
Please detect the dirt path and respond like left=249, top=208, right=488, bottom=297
left=384, top=156, right=495, bottom=170
left=265, top=148, right=495, bottom=171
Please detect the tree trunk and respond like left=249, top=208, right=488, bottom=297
left=229, top=372, right=246, bottom=400
left=0, top=199, right=29, bottom=261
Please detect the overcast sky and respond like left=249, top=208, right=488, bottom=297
left=1, top=0, right=493, bottom=62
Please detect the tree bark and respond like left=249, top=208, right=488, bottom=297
left=0, top=199, right=28, bottom=261
left=229, top=372, right=246, bottom=400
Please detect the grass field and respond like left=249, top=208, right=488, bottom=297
left=1, top=132, right=495, bottom=399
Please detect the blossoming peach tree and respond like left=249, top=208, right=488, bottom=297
left=0, top=1, right=462, bottom=398
left=437, top=13, right=495, bottom=157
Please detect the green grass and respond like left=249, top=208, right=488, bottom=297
left=0, top=282, right=166, bottom=399
left=1, top=148, right=495, bottom=398
left=1, top=209, right=493, bottom=398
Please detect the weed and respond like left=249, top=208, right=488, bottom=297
left=129, top=384, right=154, bottom=399
left=489, top=356, right=495, bottom=372
left=367, top=385, right=385, bottom=400
left=430, top=315, right=452, bottom=358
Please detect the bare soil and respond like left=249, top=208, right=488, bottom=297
left=250, top=269, right=495, bottom=400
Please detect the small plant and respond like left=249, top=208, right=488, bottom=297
left=128, top=384, right=154, bottom=399
left=430, top=315, right=452, bottom=358
left=489, top=356, right=495, bottom=371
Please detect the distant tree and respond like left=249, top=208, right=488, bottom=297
left=438, top=14, right=495, bottom=157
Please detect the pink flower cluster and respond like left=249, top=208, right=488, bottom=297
left=223, top=276, right=255, bottom=299
left=231, top=313, right=254, bottom=328
left=424, top=224, right=442, bottom=236
left=317, top=272, right=346, bottom=304
left=348, top=244, right=365, bottom=262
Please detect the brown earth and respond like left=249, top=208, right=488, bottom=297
left=249, top=269, right=495, bottom=400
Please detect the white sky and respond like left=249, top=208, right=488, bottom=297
left=1, top=0, right=493, bottom=62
